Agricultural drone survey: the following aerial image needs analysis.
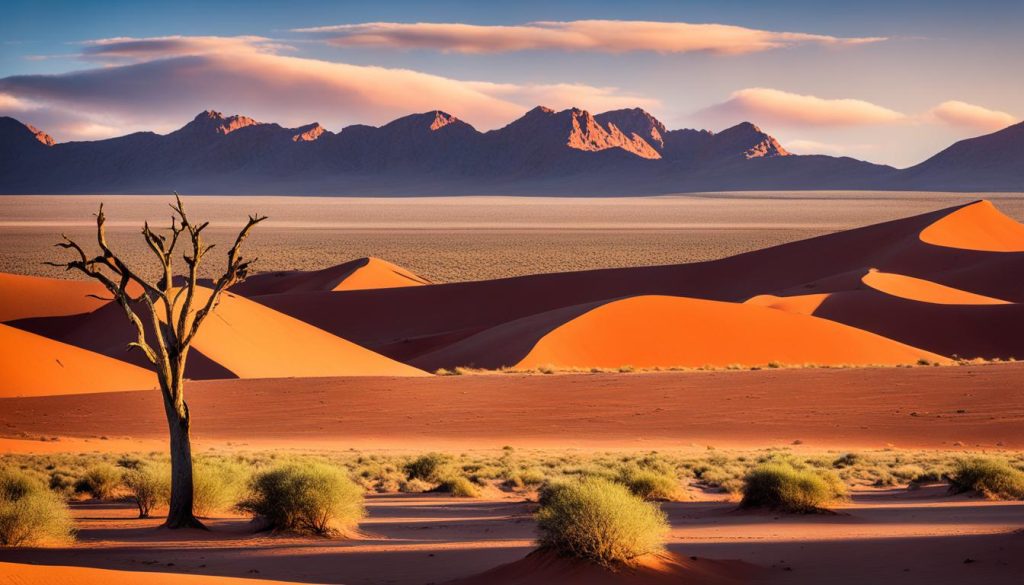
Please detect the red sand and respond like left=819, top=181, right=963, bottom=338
left=2, top=364, right=1022, bottom=451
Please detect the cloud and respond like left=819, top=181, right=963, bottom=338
left=698, top=88, right=907, bottom=127
left=294, top=20, right=885, bottom=55
left=0, top=36, right=657, bottom=141
left=926, top=100, right=1018, bottom=131
left=79, top=35, right=292, bottom=61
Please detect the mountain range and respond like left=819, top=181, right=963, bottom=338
left=1, top=106, right=1021, bottom=195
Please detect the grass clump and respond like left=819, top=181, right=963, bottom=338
left=123, top=463, right=170, bottom=518
left=404, top=453, right=451, bottom=482
left=74, top=464, right=122, bottom=500
left=948, top=458, right=1024, bottom=500
left=618, top=466, right=680, bottom=501
left=238, top=462, right=365, bottom=536
left=536, top=476, right=668, bottom=568
left=741, top=462, right=846, bottom=513
left=0, top=470, right=74, bottom=546
left=193, top=459, right=247, bottom=517
left=438, top=476, right=482, bottom=498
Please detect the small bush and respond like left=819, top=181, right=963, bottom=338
left=193, top=460, right=247, bottom=517
left=74, top=464, right=122, bottom=500
left=404, top=453, right=451, bottom=482
left=618, top=466, right=679, bottom=501
left=949, top=458, right=1024, bottom=500
left=536, top=477, right=668, bottom=567
left=238, top=463, right=365, bottom=536
left=123, top=463, right=171, bottom=518
left=741, top=462, right=846, bottom=513
left=0, top=470, right=74, bottom=546
left=399, top=478, right=433, bottom=493
left=438, top=476, right=481, bottom=498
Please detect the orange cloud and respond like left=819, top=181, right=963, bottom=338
left=294, top=20, right=885, bottom=55
left=698, top=88, right=907, bottom=127
left=926, top=100, right=1018, bottom=131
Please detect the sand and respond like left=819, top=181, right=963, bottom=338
left=0, top=273, right=112, bottom=323
left=2, top=364, right=1021, bottom=451
left=515, top=295, right=945, bottom=369
left=0, top=563, right=316, bottom=585
left=0, top=323, right=154, bottom=397
left=861, top=269, right=1012, bottom=305
left=230, top=257, right=430, bottom=296
left=168, top=287, right=427, bottom=378
left=920, top=199, right=1024, bottom=251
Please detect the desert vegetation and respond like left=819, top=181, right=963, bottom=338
left=535, top=476, right=668, bottom=567
left=740, top=460, right=847, bottom=513
left=948, top=458, right=1024, bottom=500
left=238, top=462, right=365, bottom=536
left=0, top=470, right=74, bottom=546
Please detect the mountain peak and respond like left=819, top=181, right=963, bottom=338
left=717, top=121, right=790, bottom=159
left=382, top=110, right=471, bottom=133
left=291, top=122, right=326, bottom=142
left=0, top=116, right=56, bottom=147
left=25, top=123, right=55, bottom=146
left=596, top=108, right=667, bottom=149
left=179, top=109, right=261, bottom=136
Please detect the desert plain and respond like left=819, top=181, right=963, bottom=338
left=1, top=192, right=1023, bottom=585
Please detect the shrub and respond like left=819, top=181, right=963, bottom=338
left=193, top=460, right=247, bottom=517
left=439, top=476, right=481, bottom=498
left=404, top=453, right=451, bottom=482
left=123, top=463, right=171, bottom=518
left=618, top=466, right=680, bottom=501
left=536, top=477, right=668, bottom=567
left=741, top=462, right=846, bottom=513
left=399, top=478, right=433, bottom=493
left=948, top=458, right=1024, bottom=500
left=74, top=464, right=122, bottom=500
left=0, top=470, right=74, bottom=546
left=238, top=463, right=365, bottom=536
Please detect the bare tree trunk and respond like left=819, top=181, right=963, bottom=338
left=163, top=381, right=203, bottom=529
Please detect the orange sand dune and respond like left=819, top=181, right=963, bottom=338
left=0, top=273, right=111, bottom=322
left=0, top=562, right=317, bottom=585
left=517, top=295, right=946, bottom=369
left=232, top=257, right=429, bottom=296
left=919, top=199, right=1024, bottom=252
left=0, top=323, right=154, bottom=397
left=175, top=288, right=428, bottom=378
left=861, top=269, right=1011, bottom=305
left=445, top=550, right=757, bottom=585
left=743, top=292, right=831, bottom=315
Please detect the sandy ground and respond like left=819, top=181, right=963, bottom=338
left=0, top=486, right=1021, bottom=585
left=1, top=364, right=1022, bottom=453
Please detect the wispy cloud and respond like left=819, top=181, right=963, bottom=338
left=925, top=100, right=1018, bottom=131
left=0, top=35, right=657, bottom=141
left=293, top=20, right=886, bottom=55
left=698, top=88, right=907, bottom=127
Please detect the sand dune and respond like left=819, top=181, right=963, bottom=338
left=174, top=288, right=428, bottom=378
left=232, top=257, right=429, bottom=296
left=0, top=562, right=316, bottom=585
left=861, top=269, right=1011, bottom=305
left=919, top=199, right=1024, bottom=252
left=0, top=323, right=153, bottom=397
left=445, top=550, right=757, bottom=585
left=516, top=295, right=945, bottom=369
left=743, top=292, right=831, bottom=315
left=0, top=273, right=112, bottom=322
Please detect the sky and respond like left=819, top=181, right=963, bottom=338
left=1, top=0, right=1021, bottom=167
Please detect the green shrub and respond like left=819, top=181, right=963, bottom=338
left=949, top=458, right=1024, bottom=500
left=399, top=478, right=433, bottom=493
left=123, top=463, right=171, bottom=518
left=536, top=477, right=668, bottom=567
left=74, top=464, right=122, bottom=500
left=0, top=470, right=74, bottom=546
left=193, top=460, right=247, bottom=517
left=618, top=466, right=680, bottom=501
left=238, top=463, right=365, bottom=536
left=438, top=475, right=482, bottom=498
left=404, top=453, right=451, bottom=482
left=741, top=462, right=846, bottom=513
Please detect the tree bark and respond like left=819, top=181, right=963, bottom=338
left=163, top=390, right=204, bottom=529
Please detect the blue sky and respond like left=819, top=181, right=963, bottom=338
left=2, top=0, right=1021, bottom=166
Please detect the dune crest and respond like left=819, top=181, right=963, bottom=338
left=862, top=269, right=1011, bottom=305
left=0, top=273, right=115, bottom=322
left=331, top=257, right=431, bottom=291
left=517, top=295, right=945, bottom=369
left=231, top=257, right=429, bottom=296
left=743, top=292, right=831, bottom=315
left=0, top=323, right=154, bottom=397
left=919, top=200, right=1024, bottom=252
left=170, top=287, right=428, bottom=378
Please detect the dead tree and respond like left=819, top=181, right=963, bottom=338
left=48, top=195, right=265, bottom=528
